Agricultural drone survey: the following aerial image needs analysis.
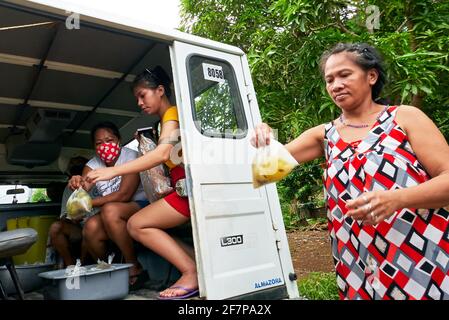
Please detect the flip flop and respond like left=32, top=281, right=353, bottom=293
left=158, top=286, right=199, bottom=300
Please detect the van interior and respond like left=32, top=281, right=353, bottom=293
left=0, top=1, right=187, bottom=300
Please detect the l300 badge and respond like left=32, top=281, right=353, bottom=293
left=220, top=234, right=243, bottom=247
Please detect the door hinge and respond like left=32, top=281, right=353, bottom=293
left=276, top=240, right=282, bottom=250
left=274, top=229, right=282, bottom=250
left=245, top=85, right=254, bottom=103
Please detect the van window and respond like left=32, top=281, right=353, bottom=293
left=0, top=185, right=48, bottom=204
left=187, top=55, right=247, bottom=138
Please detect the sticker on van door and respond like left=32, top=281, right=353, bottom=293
left=254, top=277, right=283, bottom=289
left=202, top=63, right=225, bottom=83
left=220, top=234, right=243, bottom=247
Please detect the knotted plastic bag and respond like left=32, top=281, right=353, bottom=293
left=137, top=129, right=173, bottom=203
left=252, top=139, right=298, bottom=188
left=92, top=253, right=115, bottom=271
left=65, top=259, right=86, bottom=276
left=66, top=187, right=92, bottom=220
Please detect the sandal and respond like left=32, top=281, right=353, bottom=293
left=158, top=286, right=199, bottom=300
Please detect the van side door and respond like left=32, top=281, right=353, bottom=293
left=171, top=41, right=297, bottom=299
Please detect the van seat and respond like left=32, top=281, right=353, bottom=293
left=0, top=228, right=37, bottom=299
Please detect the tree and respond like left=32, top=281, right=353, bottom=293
left=180, top=0, right=449, bottom=224
left=30, top=188, right=50, bottom=203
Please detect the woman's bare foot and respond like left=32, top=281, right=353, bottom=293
left=159, top=271, right=198, bottom=298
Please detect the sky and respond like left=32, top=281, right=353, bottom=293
left=59, top=0, right=181, bottom=29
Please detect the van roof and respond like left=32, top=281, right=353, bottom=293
left=5, top=0, right=245, bottom=55
left=0, top=0, right=245, bottom=184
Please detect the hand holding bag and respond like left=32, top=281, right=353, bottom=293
left=252, top=137, right=298, bottom=188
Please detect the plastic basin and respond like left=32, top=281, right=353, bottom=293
left=38, top=263, right=132, bottom=300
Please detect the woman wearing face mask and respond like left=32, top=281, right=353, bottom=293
left=66, top=121, right=149, bottom=290
left=86, top=67, right=198, bottom=300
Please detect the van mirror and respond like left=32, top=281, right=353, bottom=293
left=6, top=188, right=25, bottom=195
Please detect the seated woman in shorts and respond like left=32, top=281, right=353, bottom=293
left=49, top=122, right=149, bottom=288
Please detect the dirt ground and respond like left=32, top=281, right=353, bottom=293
left=286, top=227, right=335, bottom=280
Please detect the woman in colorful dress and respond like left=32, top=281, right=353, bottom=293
left=252, top=43, right=449, bottom=299
left=86, top=66, right=197, bottom=300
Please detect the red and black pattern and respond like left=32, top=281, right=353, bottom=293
left=324, top=106, right=449, bottom=300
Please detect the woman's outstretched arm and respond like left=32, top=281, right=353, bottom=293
left=252, top=123, right=325, bottom=164
left=285, top=124, right=326, bottom=164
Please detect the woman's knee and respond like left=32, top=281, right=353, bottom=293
left=127, top=215, right=152, bottom=240
left=127, top=216, right=161, bottom=243
left=49, top=221, right=63, bottom=239
left=101, top=203, right=120, bottom=224
left=126, top=215, right=139, bottom=239
left=82, top=217, right=101, bottom=240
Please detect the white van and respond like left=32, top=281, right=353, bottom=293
left=0, top=0, right=299, bottom=300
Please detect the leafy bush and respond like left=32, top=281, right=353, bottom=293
left=30, top=188, right=50, bottom=203
left=298, top=272, right=339, bottom=300
left=278, top=161, right=324, bottom=228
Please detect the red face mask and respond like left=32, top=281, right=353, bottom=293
left=96, top=142, right=120, bottom=164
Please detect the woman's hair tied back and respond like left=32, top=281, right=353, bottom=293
left=133, top=65, right=172, bottom=98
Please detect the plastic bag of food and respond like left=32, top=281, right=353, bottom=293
left=65, top=259, right=86, bottom=276
left=252, top=139, right=298, bottom=188
left=66, top=187, right=92, bottom=220
left=93, top=253, right=115, bottom=270
left=137, top=127, right=173, bottom=203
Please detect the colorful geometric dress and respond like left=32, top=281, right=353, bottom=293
left=324, top=105, right=449, bottom=300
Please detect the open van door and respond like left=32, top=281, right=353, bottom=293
left=170, top=41, right=299, bottom=299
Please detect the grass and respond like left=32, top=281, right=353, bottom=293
left=297, top=272, right=339, bottom=300
left=300, top=217, right=328, bottom=230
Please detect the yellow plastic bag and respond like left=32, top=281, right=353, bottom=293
left=252, top=139, right=298, bottom=188
left=66, top=187, right=92, bottom=220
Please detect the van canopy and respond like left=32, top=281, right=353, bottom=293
left=0, top=1, right=160, bottom=183
left=0, top=1, right=170, bottom=151
left=0, top=0, right=245, bottom=185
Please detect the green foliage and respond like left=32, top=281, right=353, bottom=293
left=298, top=272, right=340, bottom=300
left=279, top=160, right=323, bottom=205
left=305, top=217, right=328, bottom=226
left=194, top=82, right=235, bottom=133
left=277, top=161, right=324, bottom=227
left=30, top=188, right=50, bottom=203
left=180, top=0, right=449, bottom=220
